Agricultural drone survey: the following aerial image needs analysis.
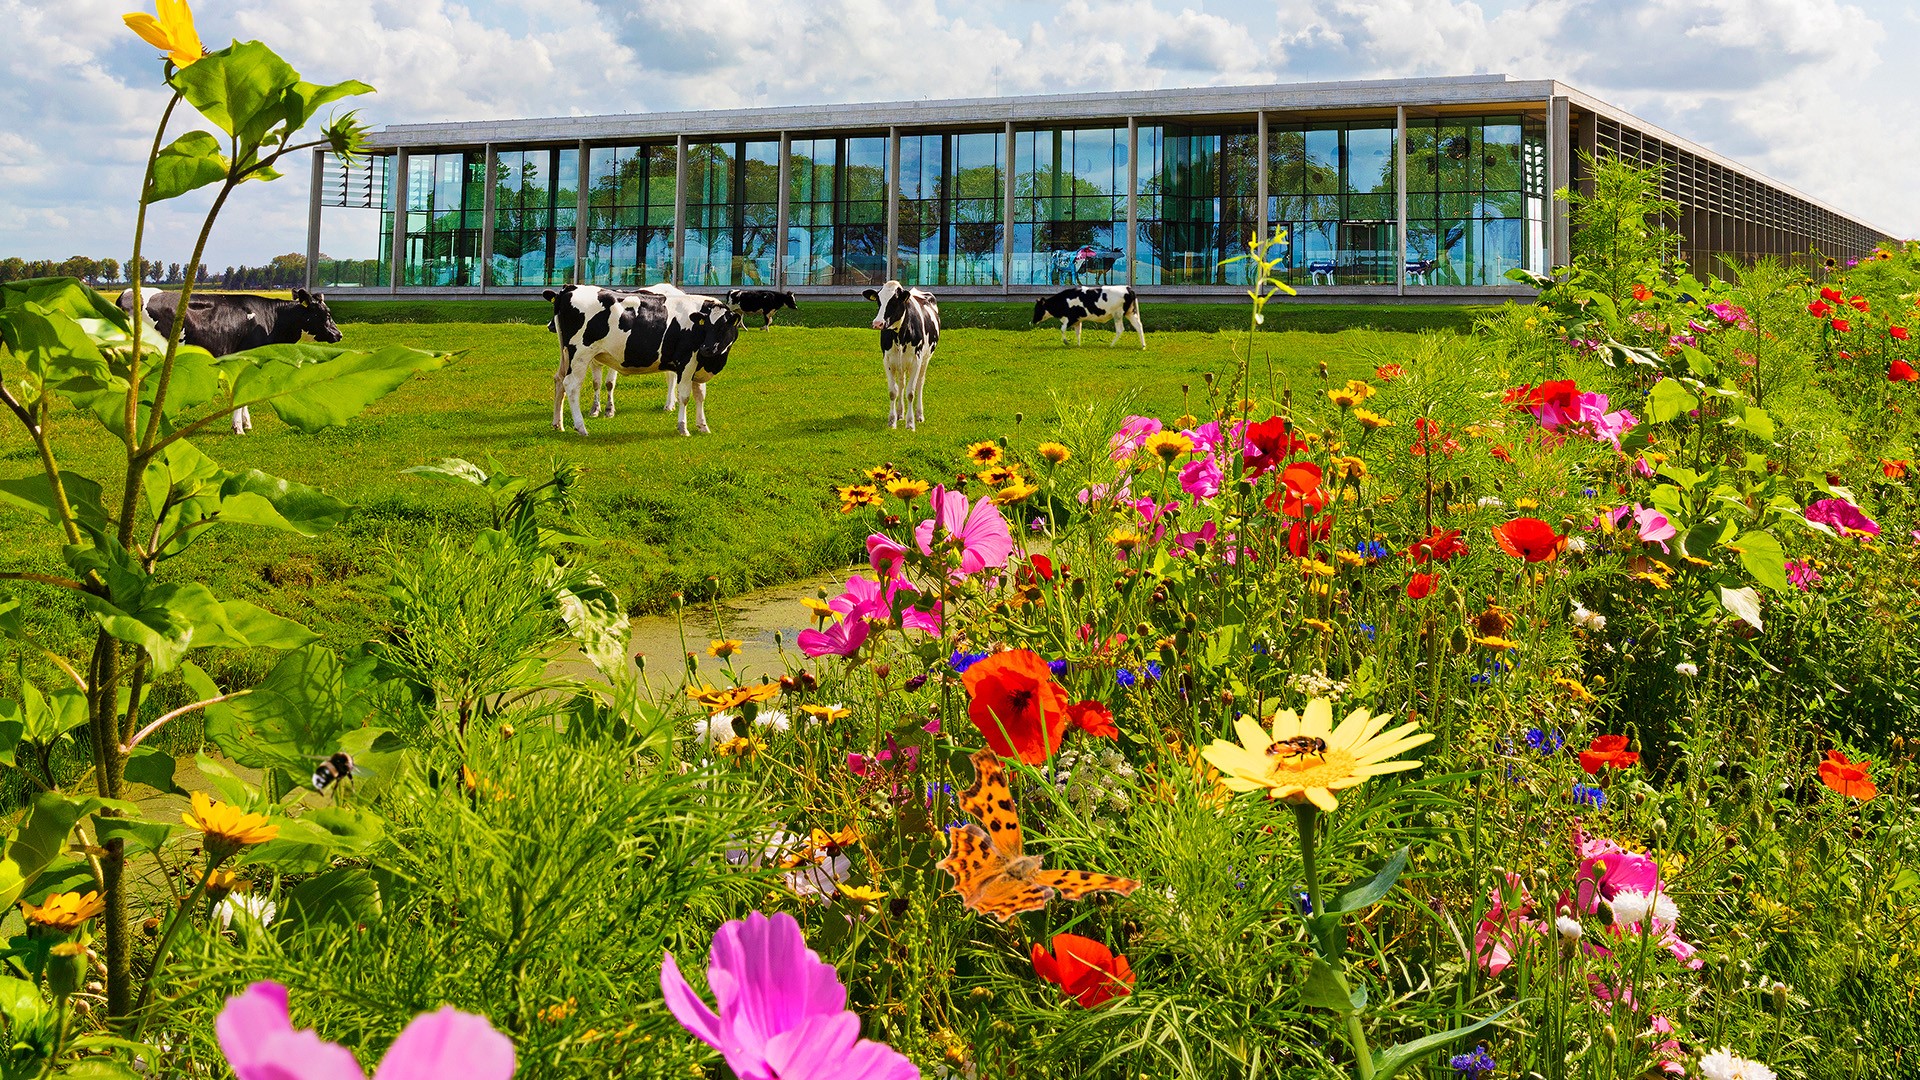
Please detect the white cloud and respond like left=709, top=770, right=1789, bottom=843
left=0, top=0, right=1909, bottom=269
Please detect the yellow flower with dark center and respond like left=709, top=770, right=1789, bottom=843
left=1474, top=604, right=1514, bottom=638
left=1036, top=442, right=1072, bottom=465
left=811, top=825, right=861, bottom=850
left=835, top=484, right=883, bottom=513
left=979, top=464, right=1020, bottom=486
left=715, top=735, right=765, bottom=760
left=1302, top=618, right=1335, bottom=634
left=203, top=869, right=242, bottom=902
left=801, top=702, right=851, bottom=722
left=1109, top=528, right=1148, bottom=554
left=123, top=0, right=204, bottom=68
left=1514, top=497, right=1540, bottom=510
left=886, top=477, right=929, bottom=500
left=20, top=891, right=104, bottom=931
left=1200, top=697, right=1432, bottom=811
left=966, top=441, right=1004, bottom=466
left=1470, top=634, right=1521, bottom=651
left=737, top=682, right=781, bottom=703
left=708, top=638, right=743, bottom=658
left=1552, top=675, right=1595, bottom=703
left=1144, top=430, right=1195, bottom=464
left=1332, top=455, right=1367, bottom=481
left=1352, top=408, right=1393, bottom=430
left=837, top=883, right=886, bottom=902
left=800, top=596, right=835, bottom=624
left=865, top=464, right=900, bottom=484
left=181, top=792, right=279, bottom=855
left=993, top=480, right=1038, bottom=505
left=1326, top=380, right=1376, bottom=408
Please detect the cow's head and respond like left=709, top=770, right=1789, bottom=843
left=1031, top=298, right=1049, bottom=325
left=780, top=291, right=798, bottom=310
left=292, top=288, right=343, bottom=343
left=864, top=281, right=909, bottom=331
left=687, top=302, right=740, bottom=362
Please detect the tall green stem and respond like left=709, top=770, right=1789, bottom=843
left=1293, top=801, right=1376, bottom=1080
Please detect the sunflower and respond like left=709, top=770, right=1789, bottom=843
left=966, top=441, right=1004, bottom=466
left=20, top=891, right=104, bottom=931
left=1143, top=431, right=1195, bottom=464
left=181, top=792, right=279, bottom=858
left=1201, top=698, right=1432, bottom=811
left=1036, top=442, right=1072, bottom=465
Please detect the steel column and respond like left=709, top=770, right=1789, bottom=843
left=478, top=144, right=495, bottom=293
left=388, top=148, right=409, bottom=292
left=775, top=132, right=790, bottom=288
left=304, top=148, right=323, bottom=292
left=886, top=126, right=901, bottom=283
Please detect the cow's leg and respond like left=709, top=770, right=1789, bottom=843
left=242, top=405, right=253, bottom=432
left=604, top=369, right=618, bottom=416
left=910, top=347, right=932, bottom=427
left=1131, top=310, right=1147, bottom=350
left=663, top=373, right=677, bottom=412
left=674, top=369, right=694, bottom=436
left=552, top=350, right=570, bottom=430
left=884, top=351, right=900, bottom=429
left=1109, top=317, right=1126, bottom=347
left=762, top=312, right=773, bottom=331
left=1059, top=318, right=1070, bottom=345
left=692, top=378, right=710, bottom=434
left=1076, top=321, right=1084, bottom=346
left=564, top=360, right=593, bottom=435
left=588, top=368, right=603, bottom=417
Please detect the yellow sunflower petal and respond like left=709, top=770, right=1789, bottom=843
left=123, top=12, right=172, bottom=49
left=1268, top=708, right=1302, bottom=740
left=1299, top=698, right=1334, bottom=739
left=1305, top=787, right=1341, bottom=812
left=1232, top=715, right=1272, bottom=752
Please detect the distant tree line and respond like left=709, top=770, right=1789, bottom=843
left=0, top=253, right=383, bottom=289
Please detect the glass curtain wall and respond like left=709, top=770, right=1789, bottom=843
left=372, top=154, right=394, bottom=287
left=1011, top=127, right=1128, bottom=286
left=841, top=136, right=889, bottom=286
left=1404, top=115, right=1546, bottom=286
left=490, top=147, right=577, bottom=287
left=584, top=144, right=676, bottom=286
left=681, top=140, right=780, bottom=288
left=1136, top=126, right=1258, bottom=286
left=1265, top=121, right=1397, bottom=287
left=896, top=132, right=1006, bottom=286
left=402, top=151, right=483, bottom=286
left=787, top=138, right=837, bottom=285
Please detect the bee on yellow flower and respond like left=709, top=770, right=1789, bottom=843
left=1036, top=441, right=1072, bottom=465
left=886, top=477, right=929, bottom=500
left=708, top=638, right=743, bottom=658
left=1326, top=380, right=1376, bottom=408
left=966, top=441, right=1004, bottom=466
left=993, top=480, right=1039, bottom=505
left=1143, top=430, right=1195, bottom=464
left=834, top=484, right=883, bottom=513
left=1352, top=408, right=1393, bottom=430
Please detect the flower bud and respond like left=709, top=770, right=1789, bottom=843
left=1770, top=981, right=1789, bottom=1011
left=48, top=940, right=88, bottom=999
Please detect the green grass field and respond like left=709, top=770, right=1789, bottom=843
left=2, top=321, right=1426, bottom=655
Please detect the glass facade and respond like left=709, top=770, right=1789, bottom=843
left=364, top=105, right=1560, bottom=292
left=585, top=143, right=676, bottom=287
left=1011, top=127, right=1128, bottom=287
left=1403, top=115, right=1547, bottom=287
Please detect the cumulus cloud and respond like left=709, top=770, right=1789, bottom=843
left=0, top=0, right=1908, bottom=268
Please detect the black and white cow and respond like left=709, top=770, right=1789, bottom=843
left=543, top=285, right=739, bottom=436
left=1031, top=285, right=1145, bottom=349
left=546, top=282, right=688, bottom=419
left=724, top=288, right=798, bottom=330
left=862, top=281, right=939, bottom=431
left=116, top=288, right=343, bottom=433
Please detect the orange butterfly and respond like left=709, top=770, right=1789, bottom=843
left=937, top=749, right=1140, bottom=922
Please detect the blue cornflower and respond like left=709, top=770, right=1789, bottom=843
left=1144, top=661, right=1163, bottom=680
left=1582, top=487, right=1598, bottom=497
left=1116, top=669, right=1138, bottom=689
left=1356, top=623, right=1376, bottom=641
left=1525, top=727, right=1565, bottom=754
left=1252, top=641, right=1270, bottom=655
left=1468, top=673, right=1491, bottom=686
left=1449, top=1046, right=1497, bottom=1079
left=949, top=651, right=987, bottom=674
left=1047, top=659, right=1068, bottom=676
left=1355, top=540, right=1390, bottom=559
left=1296, top=891, right=1313, bottom=914
left=1489, top=660, right=1509, bottom=674
left=1571, top=784, right=1605, bottom=808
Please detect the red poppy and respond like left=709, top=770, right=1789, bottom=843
left=1631, top=283, right=1652, bottom=302
left=1406, top=572, right=1435, bottom=599
left=1890, top=360, right=1919, bottom=382
left=1028, top=553, right=1055, bottom=581
left=1892, top=326, right=1912, bottom=341
left=1491, top=517, right=1564, bottom=562
left=1032, top=934, right=1135, bottom=1008
left=1375, top=363, right=1405, bottom=381
left=1243, top=416, right=1307, bottom=477
left=1819, top=286, right=1843, bottom=304
left=1410, top=417, right=1461, bottom=457
left=1831, top=318, right=1851, bottom=333
left=1807, top=300, right=1834, bottom=318
left=1066, top=699, right=1118, bottom=739
left=1503, top=380, right=1579, bottom=410
left=1406, top=527, right=1469, bottom=563
left=1270, top=461, right=1327, bottom=518
left=1489, top=443, right=1514, bottom=463
left=1287, top=519, right=1331, bottom=556
left=1818, top=750, right=1877, bottom=801
left=1839, top=350, right=1853, bottom=361
left=962, top=650, right=1072, bottom=764
left=1579, top=734, right=1640, bottom=774
left=1849, top=295, right=1869, bottom=312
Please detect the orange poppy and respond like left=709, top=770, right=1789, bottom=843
left=1066, top=699, right=1118, bottom=739
left=1889, top=360, right=1919, bottom=383
left=1579, top=734, right=1639, bottom=774
left=1491, top=517, right=1565, bottom=563
left=1031, top=933, right=1135, bottom=1008
left=1818, top=750, right=1877, bottom=801
left=962, top=650, right=1072, bottom=764
left=1406, top=572, right=1435, bottom=599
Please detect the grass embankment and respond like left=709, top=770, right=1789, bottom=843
left=327, top=297, right=1496, bottom=333
left=1, top=320, right=1438, bottom=657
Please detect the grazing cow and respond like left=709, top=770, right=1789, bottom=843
left=862, top=280, right=939, bottom=431
left=543, top=285, right=739, bottom=436
left=117, top=288, right=343, bottom=434
left=547, top=283, right=687, bottom=419
left=724, top=288, right=798, bottom=330
left=1031, top=285, right=1145, bottom=349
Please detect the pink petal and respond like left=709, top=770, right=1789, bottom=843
left=660, top=951, right=727, bottom=1053
left=709, top=912, right=848, bottom=1062
left=371, top=1007, right=514, bottom=1080
left=218, top=983, right=367, bottom=1080
left=761, top=1011, right=860, bottom=1079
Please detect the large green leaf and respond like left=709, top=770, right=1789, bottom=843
left=147, top=130, right=229, bottom=202
left=1370, top=1004, right=1516, bottom=1080
left=281, top=78, right=375, bottom=134
left=0, top=975, right=46, bottom=1030
left=0, top=300, right=118, bottom=393
left=1330, top=847, right=1410, bottom=914
left=1299, top=957, right=1359, bottom=1014
left=0, top=277, right=130, bottom=327
left=241, top=807, right=382, bottom=874
left=204, top=644, right=368, bottom=774
left=227, top=343, right=447, bottom=432
left=126, top=745, right=188, bottom=796
left=283, top=866, right=382, bottom=929
left=172, top=41, right=300, bottom=150
left=94, top=816, right=178, bottom=858
left=0, top=471, right=110, bottom=533
left=1647, top=378, right=1700, bottom=424
left=144, top=441, right=351, bottom=558
left=0, top=793, right=112, bottom=909
left=1732, top=531, right=1790, bottom=592
left=16, top=677, right=88, bottom=746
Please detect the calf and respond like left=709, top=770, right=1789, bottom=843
left=1031, top=285, right=1145, bottom=349
left=863, top=281, right=939, bottom=431
left=725, top=288, right=798, bottom=330
left=547, top=283, right=686, bottom=419
left=116, top=288, right=343, bottom=433
left=543, top=285, right=739, bottom=436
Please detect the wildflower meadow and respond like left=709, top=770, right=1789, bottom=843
left=0, top=5, right=1916, bottom=1080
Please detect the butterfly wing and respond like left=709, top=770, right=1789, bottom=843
left=1031, top=867, right=1142, bottom=901
left=959, top=748, right=1024, bottom=858
left=937, top=823, right=1053, bottom=923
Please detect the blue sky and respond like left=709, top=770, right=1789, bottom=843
left=2, top=0, right=1913, bottom=267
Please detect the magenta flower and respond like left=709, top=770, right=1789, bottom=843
left=218, top=983, right=514, bottom=1080
left=1178, top=455, right=1222, bottom=499
left=1609, top=503, right=1675, bottom=552
left=1804, top=497, right=1881, bottom=538
left=866, top=533, right=906, bottom=578
left=1786, top=559, right=1821, bottom=590
left=1182, top=420, right=1230, bottom=455
left=913, top=487, right=1012, bottom=575
left=1108, top=415, right=1163, bottom=460
left=661, top=911, right=918, bottom=1080
left=797, top=615, right=870, bottom=658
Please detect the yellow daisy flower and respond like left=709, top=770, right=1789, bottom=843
left=801, top=703, right=851, bottom=722
left=1301, top=618, right=1335, bottom=634
left=181, top=792, right=279, bottom=856
left=1109, top=528, right=1148, bottom=555
left=1036, top=442, right=1072, bottom=465
left=708, top=638, right=743, bottom=658
left=865, top=464, right=901, bottom=484
left=1143, top=430, right=1195, bottom=464
left=834, top=484, right=883, bottom=513
left=1298, top=557, right=1337, bottom=579
left=966, top=441, right=1004, bottom=466
left=993, top=480, right=1039, bottom=505
left=886, top=477, right=929, bottom=500
left=19, top=891, right=104, bottom=931
left=979, top=464, right=1020, bottom=486
left=123, top=0, right=204, bottom=68
left=1352, top=408, right=1393, bottom=430
left=837, top=883, right=886, bottom=902
left=1200, top=698, right=1433, bottom=811
left=715, top=735, right=765, bottom=760
left=1325, top=380, right=1376, bottom=408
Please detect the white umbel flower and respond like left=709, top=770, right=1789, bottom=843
left=1675, top=662, right=1699, bottom=677
left=1697, top=1048, right=1776, bottom=1080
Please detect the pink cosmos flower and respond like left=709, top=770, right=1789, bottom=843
left=1182, top=420, right=1231, bottom=455
left=866, top=533, right=906, bottom=578
left=1108, top=415, right=1163, bottom=460
left=914, top=487, right=1013, bottom=575
left=661, top=911, right=919, bottom=1080
left=1785, top=559, right=1821, bottom=590
left=218, top=983, right=514, bottom=1080
left=1179, top=455, right=1223, bottom=500
left=797, top=616, right=870, bottom=659
left=1804, top=497, right=1881, bottom=538
left=1474, top=872, right=1542, bottom=976
left=1170, top=520, right=1217, bottom=557
left=1610, top=504, right=1676, bottom=552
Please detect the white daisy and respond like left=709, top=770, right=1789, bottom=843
left=1697, top=1048, right=1776, bottom=1080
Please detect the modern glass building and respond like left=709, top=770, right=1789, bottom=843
left=306, top=75, right=1892, bottom=299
